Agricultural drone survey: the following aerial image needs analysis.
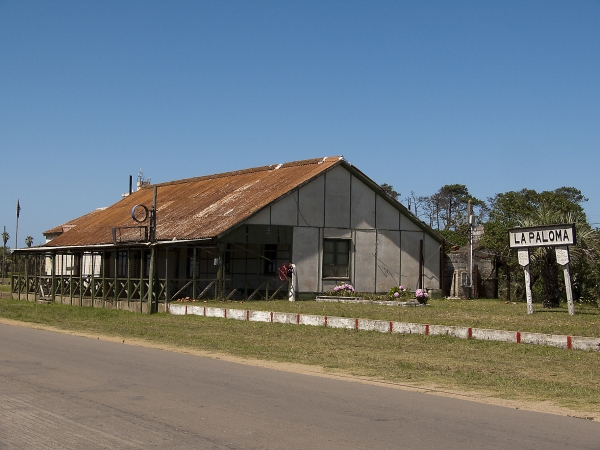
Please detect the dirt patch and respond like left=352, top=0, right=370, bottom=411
left=1, top=316, right=597, bottom=422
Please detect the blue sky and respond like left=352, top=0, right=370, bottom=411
left=1, top=0, right=599, bottom=247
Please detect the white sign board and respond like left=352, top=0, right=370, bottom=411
left=555, top=246, right=570, bottom=266
left=517, top=248, right=530, bottom=267
left=508, top=224, right=577, bottom=316
left=509, top=224, right=576, bottom=249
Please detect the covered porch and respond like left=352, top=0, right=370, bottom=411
left=11, top=241, right=291, bottom=313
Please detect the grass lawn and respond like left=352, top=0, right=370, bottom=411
left=1, top=297, right=599, bottom=417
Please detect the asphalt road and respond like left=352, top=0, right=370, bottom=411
left=1, top=323, right=598, bottom=449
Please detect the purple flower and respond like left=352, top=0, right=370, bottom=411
left=415, top=289, right=429, bottom=298
left=393, top=292, right=400, bottom=298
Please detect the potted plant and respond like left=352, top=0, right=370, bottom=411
left=415, top=288, right=429, bottom=305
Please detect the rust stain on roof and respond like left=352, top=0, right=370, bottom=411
left=43, top=157, right=342, bottom=248
left=43, top=208, right=106, bottom=236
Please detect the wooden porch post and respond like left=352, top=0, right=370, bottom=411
left=139, top=248, right=144, bottom=313
left=51, top=252, right=56, bottom=303
left=68, top=253, right=73, bottom=305
left=114, top=249, right=118, bottom=307
left=91, top=252, right=96, bottom=307
left=24, top=254, right=28, bottom=301
left=192, top=246, right=197, bottom=300
left=127, top=248, right=131, bottom=306
left=78, top=251, right=83, bottom=306
left=33, top=254, right=38, bottom=303
left=102, top=250, right=107, bottom=308
left=148, top=246, right=156, bottom=314
left=16, top=255, right=21, bottom=299
left=165, top=246, right=170, bottom=307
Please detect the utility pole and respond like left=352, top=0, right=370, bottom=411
left=468, top=199, right=473, bottom=299
left=147, top=187, right=157, bottom=313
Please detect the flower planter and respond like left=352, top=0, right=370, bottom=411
left=316, top=296, right=422, bottom=306
left=316, top=295, right=363, bottom=302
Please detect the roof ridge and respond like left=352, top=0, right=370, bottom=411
left=144, top=156, right=340, bottom=188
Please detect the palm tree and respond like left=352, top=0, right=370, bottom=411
left=25, top=236, right=34, bottom=248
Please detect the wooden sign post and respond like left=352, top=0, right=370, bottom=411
left=509, top=224, right=577, bottom=315
left=517, top=248, right=534, bottom=314
left=555, top=246, right=575, bottom=315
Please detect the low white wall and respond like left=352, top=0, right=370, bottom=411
left=167, top=304, right=600, bottom=352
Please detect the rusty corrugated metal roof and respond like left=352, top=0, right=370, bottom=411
left=43, top=208, right=106, bottom=237
left=43, top=157, right=342, bottom=248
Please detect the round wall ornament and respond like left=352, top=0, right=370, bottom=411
left=131, top=204, right=149, bottom=223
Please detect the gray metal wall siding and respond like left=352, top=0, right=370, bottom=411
left=353, top=230, right=377, bottom=293
left=376, top=229, right=401, bottom=292
left=270, top=191, right=298, bottom=226
left=400, top=231, right=423, bottom=290
left=324, top=165, right=351, bottom=228
left=350, top=175, right=376, bottom=229
left=298, top=176, right=325, bottom=227
left=400, top=212, right=423, bottom=231
left=376, top=195, right=400, bottom=230
left=424, top=233, right=441, bottom=289
left=323, top=228, right=352, bottom=239
left=245, top=207, right=271, bottom=225
left=292, top=226, right=320, bottom=293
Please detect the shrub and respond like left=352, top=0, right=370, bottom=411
left=328, top=282, right=356, bottom=297
left=387, top=285, right=411, bottom=301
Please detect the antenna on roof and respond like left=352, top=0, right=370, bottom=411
left=136, top=169, right=151, bottom=191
